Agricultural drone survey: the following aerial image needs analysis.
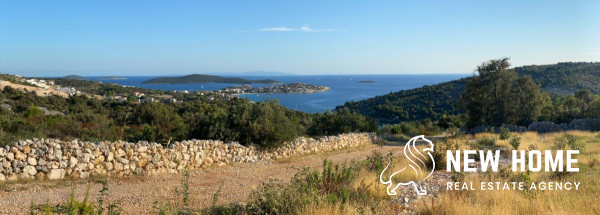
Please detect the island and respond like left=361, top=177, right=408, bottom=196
left=358, top=80, right=376, bottom=83
left=223, top=83, right=330, bottom=94
left=141, top=74, right=281, bottom=84
left=61, top=75, right=86, bottom=80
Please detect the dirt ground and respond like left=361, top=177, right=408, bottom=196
left=0, top=145, right=403, bottom=214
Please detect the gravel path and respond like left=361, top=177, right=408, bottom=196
left=0, top=145, right=403, bottom=214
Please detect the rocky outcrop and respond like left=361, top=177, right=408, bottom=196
left=0, top=133, right=376, bottom=181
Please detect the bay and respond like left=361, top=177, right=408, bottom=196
left=90, top=74, right=467, bottom=113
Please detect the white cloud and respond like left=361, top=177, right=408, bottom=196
left=258, top=25, right=337, bottom=32
left=258, top=27, right=298, bottom=32
left=300, top=26, right=336, bottom=32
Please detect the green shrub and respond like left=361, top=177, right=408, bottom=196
left=366, top=150, right=394, bottom=174
left=476, top=137, right=496, bottom=147
left=29, top=181, right=121, bottom=215
left=429, top=138, right=459, bottom=170
left=564, top=134, right=585, bottom=152
left=378, top=120, right=442, bottom=136
left=499, top=127, right=511, bottom=140
left=510, top=136, right=521, bottom=150
left=553, top=134, right=584, bottom=151
left=203, top=156, right=389, bottom=215
left=24, top=105, right=44, bottom=118
left=309, top=108, right=377, bottom=137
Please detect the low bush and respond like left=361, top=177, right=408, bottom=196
left=476, top=137, right=496, bottom=147
left=378, top=119, right=443, bottom=136
left=499, top=127, right=511, bottom=140
left=429, top=138, right=459, bottom=170
left=510, top=136, right=521, bottom=150
left=553, top=134, right=585, bottom=151
left=29, top=181, right=121, bottom=215
left=203, top=155, right=394, bottom=214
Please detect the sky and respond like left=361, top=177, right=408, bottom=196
left=1, top=0, right=599, bottom=76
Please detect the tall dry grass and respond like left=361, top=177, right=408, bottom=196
left=416, top=131, right=600, bottom=215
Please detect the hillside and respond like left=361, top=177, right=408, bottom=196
left=338, top=62, right=600, bottom=123
left=141, top=74, right=281, bottom=84
left=514, top=62, right=600, bottom=95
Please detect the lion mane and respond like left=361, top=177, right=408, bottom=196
left=379, top=135, right=435, bottom=196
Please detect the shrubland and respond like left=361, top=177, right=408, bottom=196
left=0, top=82, right=376, bottom=148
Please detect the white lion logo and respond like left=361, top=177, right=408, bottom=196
left=379, top=135, right=435, bottom=196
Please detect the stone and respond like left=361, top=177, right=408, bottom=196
left=107, top=152, right=114, bottom=161
left=79, top=172, right=90, bottom=178
left=69, top=157, right=78, bottom=167
left=137, top=158, right=148, bottom=168
left=116, top=149, right=126, bottom=157
left=23, top=165, right=37, bottom=176
left=54, top=150, right=63, bottom=160
left=23, top=145, right=31, bottom=153
left=114, top=162, right=124, bottom=171
left=94, top=156, right=105, bottom=165
left=59, top=161, right=68, bottom=168
left=76, top=163, right=87, bottom=171
left=15, top=152, right=27, bottom=161
left=27, top=157, right=37, bottom=166
left=47, top=169, right=65, bottom=180
left=92, top=150, right=102, bottom=157
left=119, top=158, right=129, bottom=164
left=0, top=133, right=374, bottom=181
left=37, top=158, right=47, bottom=166
left=152, top=154, right=161, bottom=165
left=137, top=146, right=148, bottom=152
left=82, top=153, right=91, bottom=163
left=0, top=173, right=5, bottom=181
left=103, top=162, right=113, bottom=171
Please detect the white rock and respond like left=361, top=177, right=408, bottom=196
left=27, top=157, right=37, bottom=166
left=47, top=169, right=66, bottom=180
left=69, top=157, right=78, bottom=167
left=23, top=165, right=37, bottom=176
left=114, top=162, right=123, bottom=171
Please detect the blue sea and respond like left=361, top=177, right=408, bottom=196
left=90, top=74, right=467, bottom=113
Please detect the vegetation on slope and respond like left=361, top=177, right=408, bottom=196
left=339, top=61, right=600, bottom=124
left=341, top=78, right=467, bottom=123
left=0, top=78, right=376, bottom=148
left=49, top=78, right=154, bottom=96
left=515, top=62, right=600, bottom=95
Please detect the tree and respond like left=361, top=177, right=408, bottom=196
left=461, top=58, right=546, bottom=127
left=506, top=75, right=544, bottom=125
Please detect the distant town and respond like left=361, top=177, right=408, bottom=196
left=223, top=83, right=330, bottom=94
left=0, top=75, right=330, bottom=106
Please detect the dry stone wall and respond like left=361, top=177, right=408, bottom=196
left=0, top=133, right=376, bottom=181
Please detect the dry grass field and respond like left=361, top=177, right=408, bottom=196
left=415, top=131, right=600, bottom=215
